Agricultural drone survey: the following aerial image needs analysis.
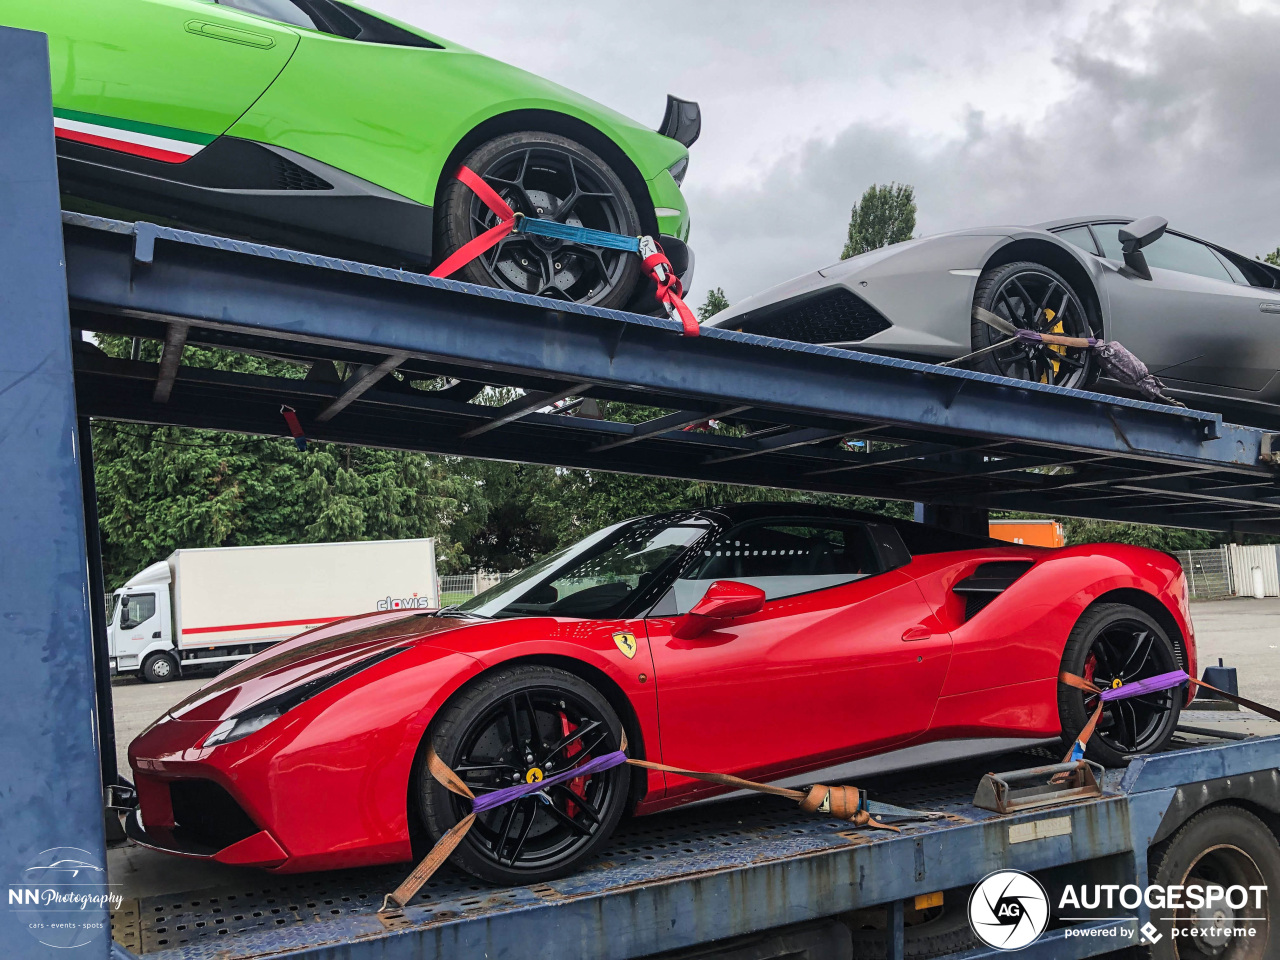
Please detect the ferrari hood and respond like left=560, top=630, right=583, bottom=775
left=167, top=611, right=477, bottom=723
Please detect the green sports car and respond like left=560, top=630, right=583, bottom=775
left=3, top=0, right=697, bottom=311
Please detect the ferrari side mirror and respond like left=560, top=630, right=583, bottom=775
left=1118, top=215, right=1167, bottom=281
left=673, top=580, right=765, bottom=639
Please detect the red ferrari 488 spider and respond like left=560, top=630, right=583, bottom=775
left=128, top=503, right=1195, bottom=883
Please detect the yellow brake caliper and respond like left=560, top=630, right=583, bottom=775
left=1040, top=307, right=1064, bottom=383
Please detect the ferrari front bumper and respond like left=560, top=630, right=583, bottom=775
left=125, top=806, right=288, bottom=868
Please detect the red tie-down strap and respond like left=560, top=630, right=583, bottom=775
left=430, top=166, right=518, bottom=281
left=280, top=405, right=307, bottom=452
left=433, top=166, right=700, bottom=337
left=640, top=239, right=700, bottom=337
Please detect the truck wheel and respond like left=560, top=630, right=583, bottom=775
left=416, top=664, right=628, bottom=885
left=1058, top=602, right=1182, bottom=767
left=1145, top=805, right=1279, bottom=958
left=141, top=652, right=179, bottom=683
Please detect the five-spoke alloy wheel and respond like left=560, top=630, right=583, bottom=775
left=435, top=132, right=643, bottom=310
left=418, top=665, right=629, bottom=885
left=1058, top=602, right=1184, bottom=767
left=971, top=261, right=1095, bottom=389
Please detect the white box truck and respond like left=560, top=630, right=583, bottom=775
left=107, top=538, right=439, bottom=682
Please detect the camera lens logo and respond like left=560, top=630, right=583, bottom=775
left=968, top=870, right=1050, bottom=950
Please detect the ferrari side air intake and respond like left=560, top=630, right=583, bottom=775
left=953, top=561, right=1035, bottom=621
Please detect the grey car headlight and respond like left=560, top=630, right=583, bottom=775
left=202, top=646, right=409, bottom=748
left=668, top=156, right=689, bottom=186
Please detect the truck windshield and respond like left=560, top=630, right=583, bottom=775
left=453, top=515, right=711, bottom=620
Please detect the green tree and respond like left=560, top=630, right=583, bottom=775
left=1264, top=248, right=1280, bottom=266
left=698, top=287, right=730, bottom=321
left=841, top=182, right=916, bottom=259
left=1061, top=518, right=1215, bottom=552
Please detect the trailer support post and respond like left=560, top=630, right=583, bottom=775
left=0, top=26, right=109, bottom=958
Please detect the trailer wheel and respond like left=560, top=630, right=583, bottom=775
left=1145, top=805, right=1278, bottom=959
left=141, top=652, right=179, bottom=683
left=846, top=898, right=979, bottom=959
left=416, top=664, right=628, bottom=885
left=1058, top=602, right=1182, bottom=767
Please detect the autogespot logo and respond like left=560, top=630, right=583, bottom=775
left=968, top=870, right=1051, bottom=951
left=8, top=846, right=121, bottom=949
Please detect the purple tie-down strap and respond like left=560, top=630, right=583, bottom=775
left=470, top=750, right=629, bottom=814
left=1099, top=670, right=1189, bottom=702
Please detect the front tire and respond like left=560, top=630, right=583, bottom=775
left=140, top=652, right=179, bottom=683
left=1058, top=602, right=1183, bottom=767
left=417, top=664, right=629, bottom=885
left=435, top=132, right=643, bottom=310
left=971, top=261, right=1095, bottom=388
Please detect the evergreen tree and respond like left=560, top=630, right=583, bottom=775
left=1265, top=247, right=1280, bottom=266
left=841, top=182, right=917, bottom=259
left=698, top=287, right=731, bottom=321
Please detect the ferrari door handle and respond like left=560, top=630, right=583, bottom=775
left=901, top=625, right=932, bottom=642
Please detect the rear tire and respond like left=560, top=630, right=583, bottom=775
left=1144, top=805, right=1278, bottom=958
left=1058, top=603, right=1183, bottom=767
left=435, top=132, right=643, bottom=310
left=416, top=664, right=629, bottom=885
left=141, top=652, right=178, bottom=683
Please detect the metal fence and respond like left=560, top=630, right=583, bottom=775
left=1176, top=547, right=1234, bottom=601
left=437, top=571, right=516, bottom=604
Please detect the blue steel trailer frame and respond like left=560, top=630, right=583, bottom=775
left=61, top=214, right=1280, bottom=535
left=0, top=27, right=111, bottom=960
left=4, top=24, right=1280, bottom=960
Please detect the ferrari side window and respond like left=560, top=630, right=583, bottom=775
left=675, top=520, right=881, bottom=609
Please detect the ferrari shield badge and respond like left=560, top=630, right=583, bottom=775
left=613, top=631, right=638, bottom=659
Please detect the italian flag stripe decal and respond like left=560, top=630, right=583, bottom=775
left=53, top=109, right=214, bottom=164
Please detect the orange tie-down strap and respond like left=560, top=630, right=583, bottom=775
left=379, top=732, right=898, bottom=917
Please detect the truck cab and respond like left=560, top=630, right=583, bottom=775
left=107, top=560, right=176, bottom=682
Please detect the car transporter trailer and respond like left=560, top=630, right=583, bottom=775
left=4, top=24, right=1280, bottom=960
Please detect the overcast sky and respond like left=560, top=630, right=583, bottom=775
left=378, top=0, right=1280, bottom=306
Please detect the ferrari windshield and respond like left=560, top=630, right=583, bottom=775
left=453, top=515, right=711, bottom=619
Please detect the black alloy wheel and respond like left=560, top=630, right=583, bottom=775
left=971, top=261, right=1095, bottom=389
left=435, top=132, right=643, bottom=310
left=1058, top=603, right=1183, bottom=767
left=418, top=665, right=628, bottom=885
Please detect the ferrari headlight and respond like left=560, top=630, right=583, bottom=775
left=202, top=646, right=409, bottom=748
left=668, top=156, right=689, bottom=186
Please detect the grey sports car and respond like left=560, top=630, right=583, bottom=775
left=705, top=216, right=1280, bottom=421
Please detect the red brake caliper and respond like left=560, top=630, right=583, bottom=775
left=559, top=711, right=586, bottom=818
